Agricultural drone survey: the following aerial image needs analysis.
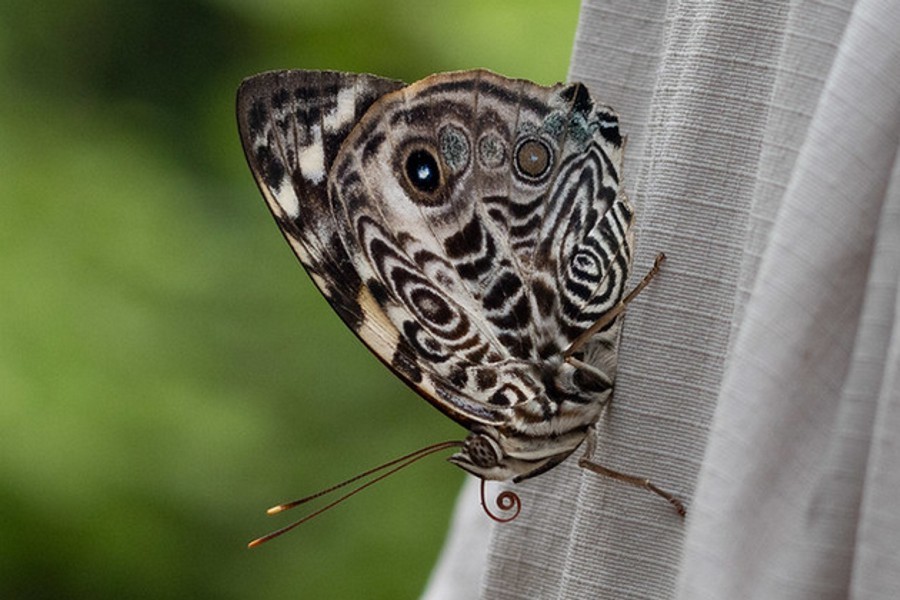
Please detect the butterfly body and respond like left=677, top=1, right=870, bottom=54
left=238, top=69, right=633, bottom=484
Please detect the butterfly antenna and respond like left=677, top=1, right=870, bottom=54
left=248, top=440, right=463, bottom=548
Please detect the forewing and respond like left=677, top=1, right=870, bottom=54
left=236, top=70, right=506, bottom=427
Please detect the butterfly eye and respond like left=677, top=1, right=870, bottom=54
left=515, top=138, right=552, bottom=180
left=405, top=149, right=442, bottom=193
left=463, top=433, right=502, bottom=469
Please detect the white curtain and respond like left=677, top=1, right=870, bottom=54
left=423, top=0, right=900, bottom=598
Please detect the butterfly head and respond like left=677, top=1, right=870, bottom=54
left=449, top=426, right=589, bottom=483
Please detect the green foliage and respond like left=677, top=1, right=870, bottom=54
left=0, top=1, right=579, bottom=597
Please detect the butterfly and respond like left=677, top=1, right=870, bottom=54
left=236, top=69, right=682, bottom=544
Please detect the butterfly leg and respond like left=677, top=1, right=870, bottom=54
left=564, top=252, right=666, bottom=360
left=578, top=428, right=686, bottom=517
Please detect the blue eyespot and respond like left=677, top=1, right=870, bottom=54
left=405, top=149, right=441, bottom=193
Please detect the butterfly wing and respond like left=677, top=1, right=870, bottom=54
left=237, top=70, right=506, bottom=427
left=237, top=69, right=632, bottom=435
left=328, top=70, right=633, bottom=402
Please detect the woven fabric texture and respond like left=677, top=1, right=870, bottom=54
left=423, top=1, right=900, bottom=598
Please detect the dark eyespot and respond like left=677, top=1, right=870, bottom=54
left=405, top=149, right=441, bottom=193
left=515, top=138, right=551, bottom=179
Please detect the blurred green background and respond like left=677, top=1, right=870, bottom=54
left=0, top=1, right=579, bottom=598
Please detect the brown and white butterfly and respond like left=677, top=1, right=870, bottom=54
left=236, top=69, right=681, bottom=544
